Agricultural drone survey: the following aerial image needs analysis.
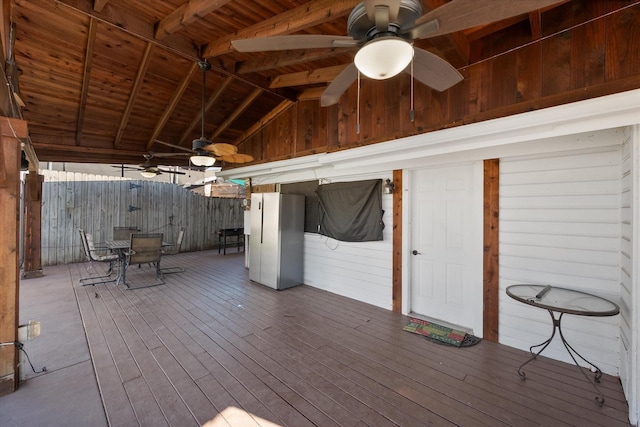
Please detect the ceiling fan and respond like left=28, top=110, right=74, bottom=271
left=154, top=59, right=254, bottom=167
left=231, top=0, right=564, bottom=106
left=112, top=154, right=187, bottom=178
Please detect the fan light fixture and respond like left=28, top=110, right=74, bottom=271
left=190, top=60, right=217, bottom=167
left=140, top=170, right=156, bottom=178
left=354, top=37, right=414, bottom=80
left=191, top=155, right=215, bottom=167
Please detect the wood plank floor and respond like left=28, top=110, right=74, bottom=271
left=69, top=250, right=630, bottom=427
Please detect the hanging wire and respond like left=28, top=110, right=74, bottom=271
left=199, top=60, right=209, bottom=139
left=410, top=57, right=415, bottom=123
left=356, top=70, right=361, bottom=135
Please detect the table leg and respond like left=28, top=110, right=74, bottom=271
left=557, top=315, right=605, bottom=406
left=517, top=309, right=557, bottom=379
left=518, top=310, right=605, bottom=406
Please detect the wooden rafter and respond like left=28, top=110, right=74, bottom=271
left=233, top=99, right=295, bottom=146
left=76, top=17, right=97, bottom=146
left=155, top=0, right=233, bottom=39
left=146, top=61, right=199, bottom=151
left=237, top=47, right=356, bottom=74
left=202, top=0, right=360, bottom=58
left=269, top=64, right=348, bottom=89
left=93, top=0, right=108, bottom=12
left=179, top=75, right=233, bottom=146
left=297, top=86, right=326, bottom=101
left=528, top=11, right=543, bottom=39
left=210, top=88, right=262, bottom=141
left=54, top=0, right=198, bottom=60
left=114, top=42, right=153, bottom=148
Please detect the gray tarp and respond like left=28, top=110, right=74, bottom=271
left=316, top=179, right=384, bottom=242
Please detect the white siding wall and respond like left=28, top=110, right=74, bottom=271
left=302, top=173, right=394, bottom=310
left=499, top=147, right=622, bottom=375
left=620, top=129, right=633, bottom=391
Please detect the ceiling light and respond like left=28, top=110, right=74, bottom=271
left=191, top=155, right=216, bottom=167
left=354, top=37, right=414, bottom=80
left=140, top=170, right=156, bottom=178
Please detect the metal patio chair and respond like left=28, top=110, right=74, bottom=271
left=160, top=228, right=185, bottom=274
left=113, top=226, right=140, bottom=241
left=78, top=229, right=120, bottom=286
left=121, top=233, right=164, bottom=289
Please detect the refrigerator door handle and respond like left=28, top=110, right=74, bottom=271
left=260, top=200, right=264, bottom=244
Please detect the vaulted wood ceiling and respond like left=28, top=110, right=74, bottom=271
left=5, top=0, right=571, bottom=167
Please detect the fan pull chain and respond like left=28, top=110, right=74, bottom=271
left=356, top=70, right=361, bottom=135
left=410, top=58, right=415, bottom=123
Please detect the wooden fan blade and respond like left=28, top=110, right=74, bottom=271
left=408, top=48, right=463, bottom=91
left=202, top=143, right=238, bottom=156
left=218, top=153, right=254, bottom=164
left=153, top=139, right=194, bottom=153
left=406, top=0, right=565, bottom=40
left=232, top=35, right=357, bottom=52
left=321, top=63, right=358, bottom=107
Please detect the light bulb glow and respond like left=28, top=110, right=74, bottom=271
left=354, top=37, right=414, bottom=80
left=190, top=155, right=215, bottom=167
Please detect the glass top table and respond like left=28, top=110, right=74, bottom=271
left=506, top=284, right=619, bottom=406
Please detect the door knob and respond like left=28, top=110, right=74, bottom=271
left=412, top=250, right=421, bottom=255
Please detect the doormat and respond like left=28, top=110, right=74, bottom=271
left=403, top=318, right=481, bottom=347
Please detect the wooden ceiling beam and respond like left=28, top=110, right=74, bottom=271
left=210, top=88, right=262, bottom=141
left=202, top=0, right=360, bottom=58
left=233, top=99, right=295, bottom=146
left=114, top=42, right=153, bottom=148
left=146, top=61, right=199, bottom=151
left=155, top=0, right=233, bottom=39
left=528, top=11, right=543, bottom=39
left=269, top=64, right=348, bottom=88
left=297, top=86, right=326, bottom=101
left=75, top=17, right=97, bottom=146
left=237, top=47, right=355, bottom=74
left=179, top=75, right=233, bottom=146
left=32, top=141, right=145, bottom=159
left=93, top=0, right=108, bottom=12
left=53, top=0, right=198, bottom=60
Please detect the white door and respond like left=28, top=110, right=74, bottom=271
left=409, top=164, right=481, bottom=332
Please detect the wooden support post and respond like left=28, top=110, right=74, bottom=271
left=21, top=171, right=44, bottom=279
left=392, top=169, right=403, bottom=313
left=0, top=117, right=27, bottom=396
left=483, top=159, right=500, bottom=342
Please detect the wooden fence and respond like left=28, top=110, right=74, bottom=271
left=39, top=171, right=244, bottom=266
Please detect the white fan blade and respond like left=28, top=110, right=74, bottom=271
left=232, top=35, right=357, bottom=52
left=407, top=0, right=565, bottom=39
left=408, top=48, right=463, bottom=92
left=321, top=63, right=358, bottom=107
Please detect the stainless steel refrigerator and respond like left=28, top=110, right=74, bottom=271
left=249, top=192, right=304, bottom=290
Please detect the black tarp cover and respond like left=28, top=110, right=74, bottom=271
left=316, top=179, right=384, bottom=242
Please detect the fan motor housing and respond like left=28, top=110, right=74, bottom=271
left=348, top=0, right=422, bottom=40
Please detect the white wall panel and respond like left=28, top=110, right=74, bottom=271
left=302, top=172, right=394, bottom=310
left=499, top=145, right=623, bottom=375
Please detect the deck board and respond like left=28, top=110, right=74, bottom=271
left=68, top=250, right=632, bottom=427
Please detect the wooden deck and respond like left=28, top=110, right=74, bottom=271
left=67, top=250, right=630, bottom=426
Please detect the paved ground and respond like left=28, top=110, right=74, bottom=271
left=0, top=264, right=107, bottom=427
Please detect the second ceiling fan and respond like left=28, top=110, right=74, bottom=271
left=232, top=0, right=564, bottom=106
left=154, top=59, right=254, bottom=166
